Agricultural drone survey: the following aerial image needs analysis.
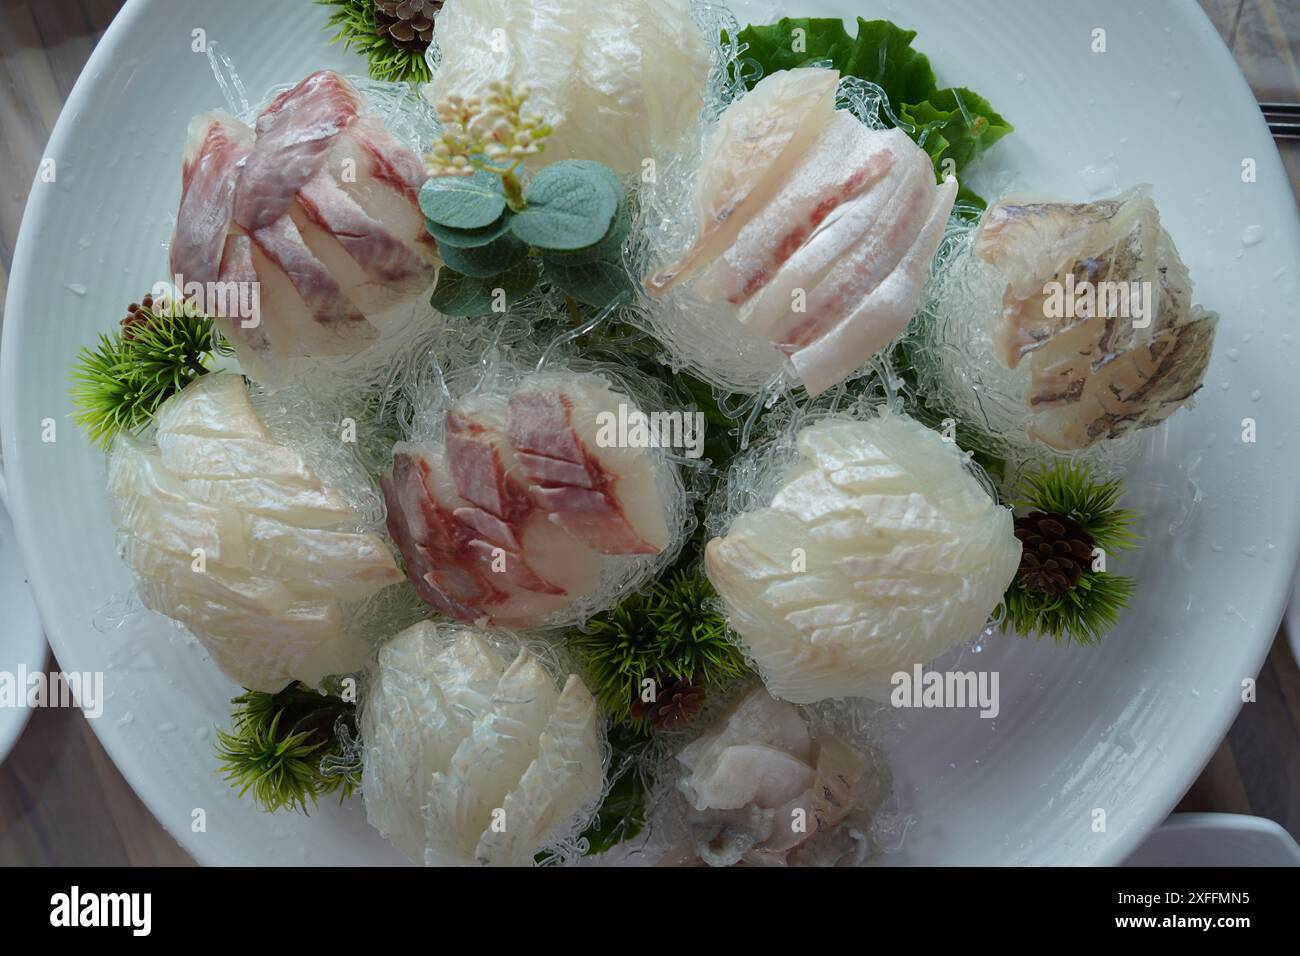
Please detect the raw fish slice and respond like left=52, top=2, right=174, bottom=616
left=443, top=405, right=567, bottom=596
left=784, top=176, right=957, bottom=395
left=180, top=475, right=350, bottom=528
left=119, top=536, right=293, bottom=611
left=473, top=675, right=603, bottom=866
left=381, top=447, right=510, bottom=619
left=157, top=433, right=319, bottom=486
left=1028, top=310, right=1218, bottom=449
left=363, top=625, right=506, bottom=855
left=647, top=68, right=840, bottom=294
left=676, top=685, right=813, bottom=774
left=241, top=514, right=404, bottom=599
left=234, top=71, right=362, bottom=231
left=135, top=578, right=356, bottom=691
left=295, top=170, right=431, bottom=293
left=507, top=381, right=667, bottom=554
left=108, top=438, right=247, bottom=564
left=245, top=215, right=375, bottom=340
left=216, top=234, right=273, bottom=358
left=169, top=111, right=255, bottom=287
left=426, top=648, right=554, bottom=863
left=683, top=744, right=815, bottom=811
left=322, top=116, right=438, bottom=262
left=702, top=114, right=899, bottom=308
left=750, top=135, right=933, bottom=341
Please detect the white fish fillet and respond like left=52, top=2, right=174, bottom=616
left=426, top=0, right=709, bottom=177
left=704, top=414, right=1020, bottom=703
left=360, top=623, right=604, bottom=866
left=108, top=374, right=402, bottom=691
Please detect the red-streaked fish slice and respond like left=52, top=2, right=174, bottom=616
left=507, top=383, right=667, bottom=555
left=325, top=116, right=439, bottom=262
left=234, top=70, right=362, bottom=231
left=701, top=113, right=898, bottom=308
left=295, top=170, right=430, bottom=291
left=170, top=111, right=254, bottom=286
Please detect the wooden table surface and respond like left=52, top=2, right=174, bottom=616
left=1, top=0, right=1298, bottom=866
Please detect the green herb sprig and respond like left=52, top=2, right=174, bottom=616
left=1000, top=462, right=1139, bottom=645
left=569, top=569, right=750, bottom=732
left=318, top=0, right=433, bottom=84
left=215, top=683, right=360, bottom=814
left=70, top=296, right=225, bottom=449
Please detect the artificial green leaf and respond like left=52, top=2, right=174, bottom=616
left=512, top=160, right=621, bottom=251
left=438, top=231, right=529, bottom=278
left=543, top=256, right=632, bottom=308
left=430, top=260, right=538, bottom=316
left=424, top=210, right=513, bottom=249
left=418, top=170, right=507, bottom=230
left=540, top=188, right=631, bottom=264
left=900, top=87, right=1013, bottom=179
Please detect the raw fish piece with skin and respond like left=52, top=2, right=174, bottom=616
left=360, top=623, right=604, bottom=866
left=170, top=111, right=254, bottom=289
left=705, top=414, right=1020, bottom=703
left=234, top=71, right=363, bottom=232
left=382, top=373, right=675, bottom=627
left=108, top=374, right=401, bottom=691
left=974, top=187, right=1218, bottom=449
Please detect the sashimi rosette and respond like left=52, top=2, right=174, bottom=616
left=636, top=67, right=956, bottom=396
left=382, top=358, right=694, bottom=629
left=360, top=621, right=607, bottom=866
left=106, top=372, right=404, bottom=692
left=703, top=409, right=1021, bottom=703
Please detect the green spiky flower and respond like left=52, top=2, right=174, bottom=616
left=999, top=462, right=1140, bottom=645
left=569, top=569, right=750, bottom=732
left=69, top=295, right=225, bottom=449
left=215, top=683, right=360, bottom=814
left=318, top=0, right=435, bottom=84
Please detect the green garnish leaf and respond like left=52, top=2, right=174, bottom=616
left=430, top=261, right=539, bottom=316
left=541, top=188, right=631, bottom=264
left=512, top=160, right=621, bottom=251
left=425, top=210, right=514, bottom=249
left=439, top=231, right=530, bottom=278
left=543, top=256, right=632, bottom=308
left=419, top=169, right=508, bottom=230
left=317, top=0, right=432, bottom=84
left=900, top=87, right=1013, bottom=180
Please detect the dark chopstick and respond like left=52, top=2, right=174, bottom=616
left=1261, top=102, right=1300, bottom=139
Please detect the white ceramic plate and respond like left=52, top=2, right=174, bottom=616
left=0, top=472, right=48, bottom=766
left=3, top=0, right=1299, bottom=865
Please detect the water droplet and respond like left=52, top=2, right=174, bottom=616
left=65, top=283, right=86, bottom=296
left=1240, top=224, right=1264, bottom=245
left=117, top=710, right=135, bottom=727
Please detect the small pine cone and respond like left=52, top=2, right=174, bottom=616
left=1014, top=511, right=1095, bottom=595
left=375, top=0, right=440, bottom=51
left=630, top=674, right=706, bottom=730
left=121, top=294, right=157, bottom=340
